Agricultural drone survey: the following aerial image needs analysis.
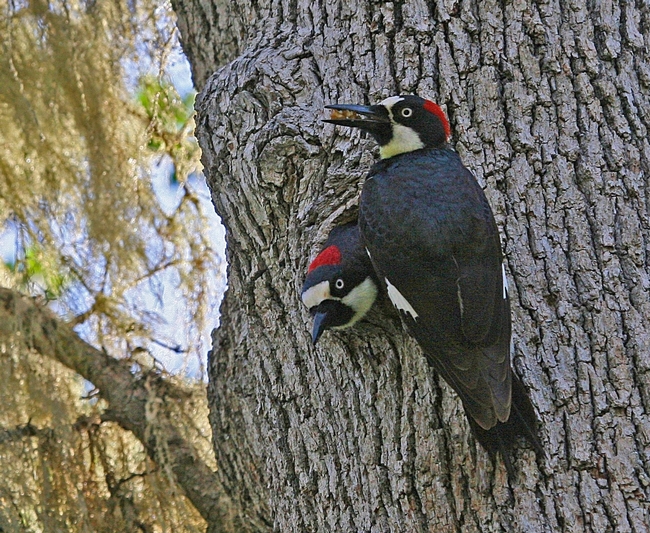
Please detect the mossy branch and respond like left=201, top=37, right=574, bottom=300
left=0, top=287, right=238, bottom=532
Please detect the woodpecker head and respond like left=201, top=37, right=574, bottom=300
left=325, top=95, right=451, bottom=159
left=301, top=223, right=378, bottom=344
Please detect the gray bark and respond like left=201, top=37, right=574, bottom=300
left=174, top=0, right=650, bottom=531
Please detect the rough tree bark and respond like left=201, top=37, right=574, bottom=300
left=174, top=0, right=650, bottom=531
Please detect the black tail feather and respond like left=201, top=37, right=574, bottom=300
left=467, top=374, right=543, bottom=478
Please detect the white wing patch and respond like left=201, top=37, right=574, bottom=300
left=502, top=263, right=508, bottom=299
left=385, top=278, right=419, bottom=320
left=457, top=282, right=464, bottom=318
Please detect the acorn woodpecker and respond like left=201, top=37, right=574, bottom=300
left=301, top=223, right=379, bottom=344
left=325, top=95, right=542, bottom=471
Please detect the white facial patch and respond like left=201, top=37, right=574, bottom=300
left=385, top=278, right=419, bottom=320
left=379, top=95, right=404, bottom=111
left=502, top=263, right=508, bottom=299
left=301, top=280, right=333, bottom=309
left=377, top=96, right=424, bottom=158
left=379, top=123, right=425, bottom=159
left=339, top=277, right=378, bottom=328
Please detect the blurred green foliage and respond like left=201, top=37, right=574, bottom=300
left=5, top=245, right=70, bottom=300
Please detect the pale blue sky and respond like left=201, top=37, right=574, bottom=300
left=1, top=47, right=226, bottom=380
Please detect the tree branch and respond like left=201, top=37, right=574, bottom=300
left=0, top=421, right=46, bottom=445
left=0, top=287, right=239, bottom=532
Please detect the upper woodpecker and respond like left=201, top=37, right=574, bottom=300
left=325, top=95, right=542, bottom=471
left=301, top=223, right=379, bottom=344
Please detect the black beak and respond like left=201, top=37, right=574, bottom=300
left=309, top=299, right=355, bottom=345
left=324, top=103, right=390, bottom=130
left=311, top=311, right=328, bottom=345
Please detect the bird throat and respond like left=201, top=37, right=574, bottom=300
left=379, top=123, right=425, bottom=159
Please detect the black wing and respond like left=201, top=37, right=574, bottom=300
left=360, top=151, right=511, bottom=430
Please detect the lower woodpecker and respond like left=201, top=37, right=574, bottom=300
left=301, top=221, right=541, bottom=475
left=301, top=223, right=379, bottom=344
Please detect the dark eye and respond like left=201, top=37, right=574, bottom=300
left=335, top=278, right=345, bottom=290
left=401, top=107, right=413, bottom=118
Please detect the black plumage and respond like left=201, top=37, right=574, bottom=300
left=361, top=149, right=510, bottom=429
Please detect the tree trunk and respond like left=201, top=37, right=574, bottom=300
left=174, top=0, right=650, bottom=531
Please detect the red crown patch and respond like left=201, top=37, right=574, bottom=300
left=308, top=245, right=341, bottom=273
left=423, top=100, right=451, bottom=141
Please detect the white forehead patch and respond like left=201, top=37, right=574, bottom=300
left=385, top=278, right=419, bottom=320
left=302, top=280, right=333, bottom=309
left=379, top=96, right=404, bottom=112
